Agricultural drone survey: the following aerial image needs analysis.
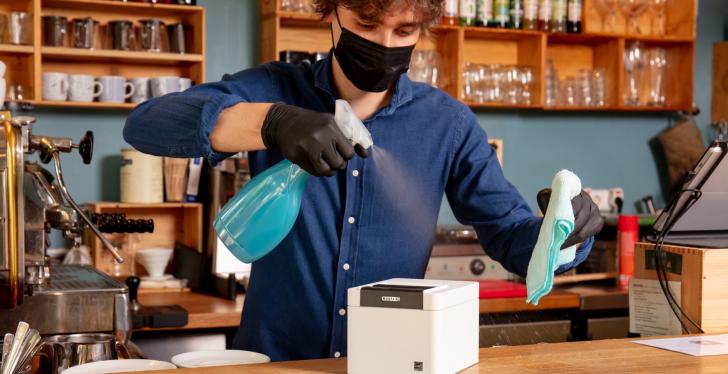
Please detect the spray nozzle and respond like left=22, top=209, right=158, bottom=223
left=334, top=100, right=374, bottom=151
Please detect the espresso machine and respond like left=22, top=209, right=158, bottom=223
left=0, top=112, right=130, bottom=350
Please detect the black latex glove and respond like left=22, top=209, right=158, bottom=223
left=537, top=189, right=605, bottom=249
left=262, top=103, right=368, bottom=177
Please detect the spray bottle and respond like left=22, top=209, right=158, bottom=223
left=214, top=100, right=374, bottom=263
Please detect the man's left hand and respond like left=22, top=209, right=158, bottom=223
left=537, top=189, right=605, bottom=249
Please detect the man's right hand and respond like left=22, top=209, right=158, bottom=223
left=262, top=103, right=366, bottom=177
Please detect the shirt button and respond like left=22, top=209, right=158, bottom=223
left=334, top=351, right=341, bottom=358
left=339, top=308, right=346, bottom=316
left=347, top=217, right=355, bottom=224
left=343, top=263, right=350, bottom=271
left=352, top=169, right=360, bottom=177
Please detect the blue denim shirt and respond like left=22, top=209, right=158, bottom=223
left=123, top=54, right=593, bottom=361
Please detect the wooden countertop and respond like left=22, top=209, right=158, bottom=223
left=479, top=289, right=580, bottom=313
left=134, top=285, right=624, bottom=332
left=137, top=337, right=728, bottom=373
left=135, top=292, right=243, bottom=331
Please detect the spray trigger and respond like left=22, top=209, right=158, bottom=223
left=334, top=99, right=374, bottom=151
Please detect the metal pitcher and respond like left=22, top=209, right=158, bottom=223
left=38, top=334, right=128, bottom=374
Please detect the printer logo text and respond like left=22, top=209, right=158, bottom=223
left=381, top=296, right=400, bottom=302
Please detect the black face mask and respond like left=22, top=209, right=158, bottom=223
left=331, top=9, right=416, bottom=92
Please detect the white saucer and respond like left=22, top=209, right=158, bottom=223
left=63, top=359, right=176, bottom=373
left=141, top=274, right=174, bottom=281
left=171, top=350, right=271, bottom=368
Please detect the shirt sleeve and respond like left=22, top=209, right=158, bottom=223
left=445, top=108, right=592, bottom=277
left=123, top=65, right=277, bottom=166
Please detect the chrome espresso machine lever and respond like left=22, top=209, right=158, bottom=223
left=31, top=133, right=123, bottom=264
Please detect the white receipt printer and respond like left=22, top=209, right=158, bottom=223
left=347, top=278, right=479, bottom=374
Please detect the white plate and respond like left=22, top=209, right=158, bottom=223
left=171, top=350, right=271, bottom=368
left=63, top=359, right=176, bottom=373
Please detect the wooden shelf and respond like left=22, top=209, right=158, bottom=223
left=543, top=105, right=690, bottom=112
left=0, top=44, right=34, bottom=54
left=261, top=0, right=695, bottom=113
left=91, top=202, right=202, bottom=209
left=43, top=0, right=203, bottom=14
left=42, top=47, right=203, bottom=65
left=467, top=102, right=540, bottom=109
left=30, top=100, right=137, bottom=110
left=4, top=0, right=205, bottom=108
left=277, top=10, right=321, bottom=21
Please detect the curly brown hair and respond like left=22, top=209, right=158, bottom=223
left=313, top=0, right=443, bottom=31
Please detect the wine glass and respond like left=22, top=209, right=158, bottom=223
left=624, top=41, right=646, bottom=106
left=621, top=0, right=650, bottom=35
left=649, top=0, right=670, bottom=35
left=593, top=0, right=620, bottom=33
left=646, top=48, right=668, bottom=106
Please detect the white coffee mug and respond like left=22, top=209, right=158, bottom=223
left=42, top=72, right=69, bottom=101
left=150, top=76, right=181, bottom=98
left=130, top=77, right=150, bottom=104
left=0, top=78, right=5, bottom=109
left=179, top=78, right=192, bottom=91
left=98, top=75, right=135, bottom=103
left=68, top=74, right=103, bottom=102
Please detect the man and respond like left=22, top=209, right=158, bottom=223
left=124, top=0, right=603, bottom=361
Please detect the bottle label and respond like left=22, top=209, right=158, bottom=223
left=538, top=0, right=552, bottom=21
left=567, top=0, right=582, bottom=22
left=477, top=0, right=493, bottom=22
left=524, top=0, right=538, bottom=19
left=553, top=0, right=567, bottom=21
left=495, top=0, right=509, bottom=22
left=460, top=0, right=476, bottom=18
left=445, top=0, right=459, bottom=17
left=510, top=0, right=524, bottom=21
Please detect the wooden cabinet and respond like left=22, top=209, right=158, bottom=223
left=261, top=0, right=696, bottom=112
left=0, top=0, right=205, bottom=109
left=713, top=42, right=728, bottom=125
left=85, top=202, right=203, bottom=277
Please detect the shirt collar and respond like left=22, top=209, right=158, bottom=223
left=313, top=51, right=414, bottom=114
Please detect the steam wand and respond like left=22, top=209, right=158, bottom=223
left=39, top=137, right=124, bottom=264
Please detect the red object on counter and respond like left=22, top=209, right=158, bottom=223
left=618, top=215, right=639, bottom=290
left=477, top=280, right=527, bottom=299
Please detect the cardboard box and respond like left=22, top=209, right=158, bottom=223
left=634, top=242, right=728, bottom=333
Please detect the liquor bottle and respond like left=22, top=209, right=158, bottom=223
left=538, top=0, right=552, bottom=32
left=550, top=0, right=567, bottom=33
left=443, top=0, right=459, bottom=25
left=567, top=0, right=582, bottom=33
left=493, top=0, right=510, bottom=28
left=523, top=0, right=539, bottom=29
left=509, top=0, right=524, bottom=29
left=476, top=0, right=493, bottom=27
left=459, top=0, right=477, bottom=26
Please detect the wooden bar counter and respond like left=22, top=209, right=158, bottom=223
left=137, top=337, right=728, bottom=373
left=134, top=287, right=582, bottom=333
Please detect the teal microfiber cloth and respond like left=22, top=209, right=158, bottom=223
left=526, top=170, right=582, bottom=305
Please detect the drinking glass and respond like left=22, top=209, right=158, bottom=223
left=491, top=65, right=505, bottom=103
left=591, top=68, right=607, bottom=107
left=561, top=77, right=579, bottom=107
left=624, top=41, right=645, bottom=106
left=545, top=59, right=559, bottom=107
left=593, top=0, right=619, bottom=32
left=649, top=0, right=670, bottom=35
left=578, top=69, right=593, bottom=106
left=646, top=47, right=667, bottom=106
left=621, top=0, right=649, bottom=35
left=505, top=66, right=520, bottom=105
left=518, top=66, right=533, bottom=105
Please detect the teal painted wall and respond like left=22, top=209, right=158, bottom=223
left=24, top=0, right=728, bottom=225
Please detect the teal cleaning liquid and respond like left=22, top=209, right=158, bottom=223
left=213, top=99, right=373, bottom=264
left=213, top=159, right=309, bottom=263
